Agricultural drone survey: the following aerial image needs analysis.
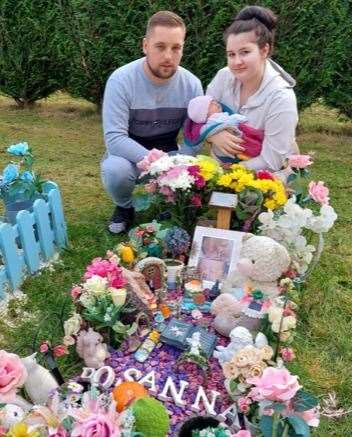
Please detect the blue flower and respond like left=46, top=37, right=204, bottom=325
left=21, top=171, right=34, bottom=182
left=3, top=164, right=19, bottom=184
left=7, top=142, right=29, bottom=156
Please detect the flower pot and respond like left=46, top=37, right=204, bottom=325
left=164, top=258, right=184, bottom=290
left=178, top=416, right=220, bottom=437
left=5, top=199, right=34, bottom=225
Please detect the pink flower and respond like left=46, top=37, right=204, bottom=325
left=159, top=185, right=173, bottom=197
left=71, top=413, right=121, bottom=437
left=39, top=341, right=50, bottom=353
left=148, top=148, right=166, bottom=163
left=136, top=156, right=151, bottom=172
left=0, top=426, right=7, bottom=437
left=84, top=258, right=113, bottom=279
left=191, top=193, right=202, bottom=208
left=71, top=286, right=82, bottom=299
left=53, top=345, right=68, bottom=358
left=288, top=154, right=313, bottom=169
left=247, top=367, right=301, bottom=402
left=145, top=224, right=156, bottom=233
left=145, top=181, right=157, bottom=193
left=308, top=181, right=330, bottom=205
left=280, top=347, right=295, bottom=362
left=49, top=427, right=69, bottom=437
left=235, top=431, right=251, bottom=437
left=238, top=396, right=252, bottom=413
left=256, top=170, right=275, bottom=180
left=109, top=274, right=127, bottom=289
left=187, top=165, right=201, bottom=176
left=296, top=407, right=320, bottom=427
left=0, top=350, right=27, bottom=402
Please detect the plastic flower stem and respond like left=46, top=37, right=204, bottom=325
left=271, top=412, right=280, bottom=437
left=282, top=422, right=289, bottom=437
left=273, top=295, right=289, bottom=361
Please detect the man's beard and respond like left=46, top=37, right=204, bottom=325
left=146, top=59, right=177, bottom=80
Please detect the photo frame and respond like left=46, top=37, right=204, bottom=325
left=188, top=226, right=246, bottom=288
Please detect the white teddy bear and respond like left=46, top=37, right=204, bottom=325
left=211, top=234, right=291, bottom=335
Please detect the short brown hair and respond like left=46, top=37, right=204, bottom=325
left=146, top=11, right=186, bottom=35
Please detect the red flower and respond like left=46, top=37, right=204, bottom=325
left=53, top=345, right=68, bottom=358
left=191, top=194, right=202, bottom=208
left=256, top=170, right=275, bottom=180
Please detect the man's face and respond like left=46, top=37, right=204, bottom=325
left=143, top=25, right=185, bottom=81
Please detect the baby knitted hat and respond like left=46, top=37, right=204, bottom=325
left=187, top=95, right=214, bottom=123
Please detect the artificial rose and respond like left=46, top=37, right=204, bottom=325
left=308, top=181, right=330, bottom=205
left=247, top=367, right=301, bottom=402
left=288, top=154, right=312, bottom=169
left=272, top=315, right=297, bottom=334
left=64, top=313, right=82, bottom=337
left=71, top=286, right=82, bottom=300
left=233, top=346, right=262, bottom=368
left=279, top=331, right=292, bottom=342
left=238, top=396, right=252, bottom=414
left=235, top=431, right=251, bottom=437
left=260, top=345, right=274, bottom=361
left=0, top=351, right=27, bottom=402
left=223, top=362, right=240, bottom=379
left=71, top=413, right=121, bottom=437
left=63, top=335, right=75, bottom=346
left=256, top=170, right=275, bottom=180
left=245, top=362, right=267, bottom=379
left=53, top=345, right=68, bottom=358
left=84, top=275, right=108, bottom=295
left=296, top=407, right=320, bottom=427
left=110, top=287, right=127, bottom=306
left=280, top=347, right=295, bottom=362
left=39, top=341, right=49, bottom=353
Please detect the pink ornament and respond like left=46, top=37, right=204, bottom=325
left=308, top=181, right=330, bottom=205
left=0, top=350, right=27, bottom=402
left=288, top=154, right=313, bottom=169
left=247, top=367, right=301, bottom=402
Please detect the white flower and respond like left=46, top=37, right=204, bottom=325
left=306, top=204, right=337, bottom=233
left=68, top=382, right=84, bottom=393
left=148, top=155, right=174, bottom=175
left=272, top=315, right=296, bottom=333
left=109, top=287, right=127, bottom=306
left=79, top=292, right=96, bottom=308
left=63, top=335, right=75, bottom=346
left=64, top=313, right=82, bottom=336
left=84, top=275, right=108, bottom=295
left=160, top=169, right=195, bottom=191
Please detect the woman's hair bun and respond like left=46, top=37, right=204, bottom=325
left=235, top=5, right=277, bottom=32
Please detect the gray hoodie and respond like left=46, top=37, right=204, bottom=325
left=206, top=59, right=298, bottom=171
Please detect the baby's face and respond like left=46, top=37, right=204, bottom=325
left=207, top=100, right=222, bottom=117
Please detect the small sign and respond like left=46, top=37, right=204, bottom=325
left=209, top=192, right=238, bottom=209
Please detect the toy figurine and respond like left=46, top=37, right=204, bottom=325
left=76, top=328, right=110, bottom=369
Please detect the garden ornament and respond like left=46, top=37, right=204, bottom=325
left=21, top=353, right=59, bottom=405
left=76, top=328, right=110, bottom=369
left=0, top=403, right=26, bottom=428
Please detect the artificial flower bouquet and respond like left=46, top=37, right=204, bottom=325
left=64, top=254, right=137, bottom=348
left=0, top=142, right=47, bottom=204
left=133, top=149, right=223, bottom=229
left=216, top=165, right=287, bottom=232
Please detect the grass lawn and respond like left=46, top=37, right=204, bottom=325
left=0, top=94, right=351, bottom=435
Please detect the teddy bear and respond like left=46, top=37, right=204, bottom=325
left=211, top=234, right=291, bottom=336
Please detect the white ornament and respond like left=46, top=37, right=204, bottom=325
left=191, top=387, right=220, bottom=416
left=80, top=367, right=95, bottom=381
left=158, top=376, right=189, bottom=407
left=123, top=368, right=142, bottom=382
left=92, top=366, right=116, bottom=389
left=0, top=404, right=25, bottom=428
left=216, top=403, right=241, bottom=431
left=21, top=353, right=58, bottom=405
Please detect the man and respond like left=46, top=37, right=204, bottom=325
left=101, top=11, right=203, bottom=234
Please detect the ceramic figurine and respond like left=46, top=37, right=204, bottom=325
left=76, top=328, right=110, bottom=369
left=135, top=257, right=167, bottom=292
left=21, top=353, right=59, bottom=405
left=0, top=404, right=26, bottom=428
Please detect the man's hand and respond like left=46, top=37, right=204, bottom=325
left=208, top=130, right=245, bottom=157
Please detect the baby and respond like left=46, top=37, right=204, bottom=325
left=185, top=95, right=264, bottom=165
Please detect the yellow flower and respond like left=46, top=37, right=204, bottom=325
left=7, top=423, right=39, bottom=437
left=197, top=155, right=222, bottom=181
left=120, top=245, right=135, bottom=263
left=217, top=173, right=233, bottom=188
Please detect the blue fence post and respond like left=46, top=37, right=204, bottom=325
left=0, top=223, right=23, bottom=290
left=33, top=199, right=54, bottom=261
left=16, top=210, right=40, bottom=274
left=44, top=182, right=68, bottom=248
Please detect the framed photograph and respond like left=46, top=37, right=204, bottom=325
left=188, top=226, right=246, bottom=288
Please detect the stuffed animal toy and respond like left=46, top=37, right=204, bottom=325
left=21, top=353, right=59, bottom=405
left=211, top=235, right=291, bottom=335
left=76, top=328, right=110, bottom=369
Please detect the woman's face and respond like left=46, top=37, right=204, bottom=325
left=226, top=31, right=269, bottom=85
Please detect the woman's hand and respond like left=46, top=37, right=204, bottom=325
left=208, top=130, right=245, bottom=157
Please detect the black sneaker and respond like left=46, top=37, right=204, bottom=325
left=108, top=206, right=135, bottom=234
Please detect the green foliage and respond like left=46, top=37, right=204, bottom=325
left=0, top=0, right=63, bottom=106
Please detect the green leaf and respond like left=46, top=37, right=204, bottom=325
left=287, top=416, right=310, bottom=436
left=287, top=173, right=298, bottom=183
left=62, top=416, right=75, bottom=431
left=292, top=389, right=319, bottom=412
left=229, top=378, right=237, bottom=393
left=260, top=415, right=274, bottom=437
left=272, top=402, right=287, bottom=412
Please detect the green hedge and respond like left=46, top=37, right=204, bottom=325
left=0, top=0, right=63, bottom=107
left=0, top=0, right=350, bottom=116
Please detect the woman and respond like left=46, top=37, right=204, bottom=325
left=207, top=6, right=298, bottom=172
